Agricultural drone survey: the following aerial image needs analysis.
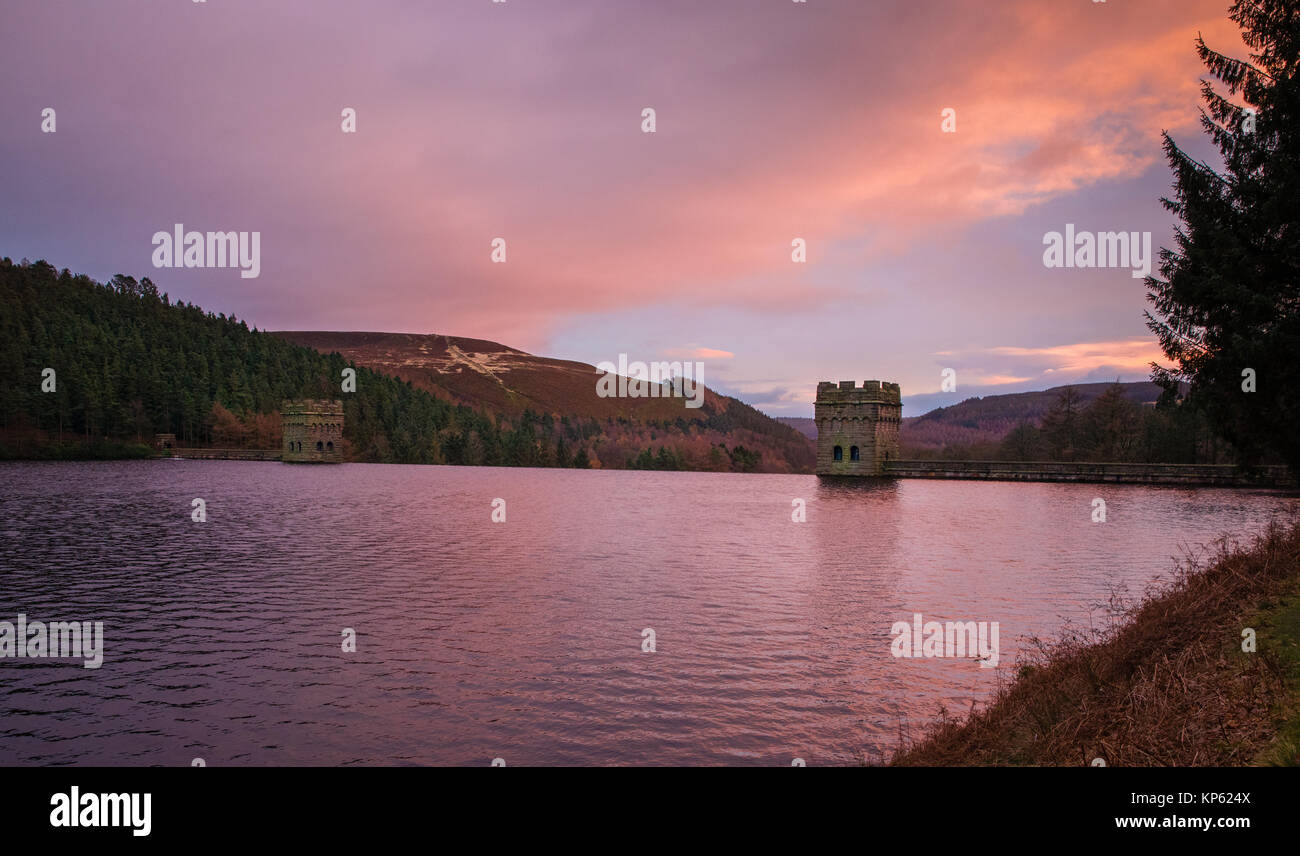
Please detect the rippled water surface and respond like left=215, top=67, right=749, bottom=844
left=0, top=460, right=1294, bottom=765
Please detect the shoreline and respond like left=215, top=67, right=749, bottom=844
left=4, top=452, right=1297, bottom=491
left=891, top=516, right=1300, bottom=766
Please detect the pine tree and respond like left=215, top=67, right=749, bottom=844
left=1080, top=382, right=1138, bottom=462
left=1146, top=0, right=1300, bottom=472
left=1039, top=387, right=1082, bottom=461
left=1000, top=422, right=1042, bottom=462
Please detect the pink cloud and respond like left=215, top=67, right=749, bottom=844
left=666, top=347, right=734, bottom=360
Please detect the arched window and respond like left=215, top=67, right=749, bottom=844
left=833, top=445, right=843, bottom=461
left=316, top=441, right=324, bottom=451
left=850, top=445, right=860, bottom=461
left=326, top=441, right=334, bottom=452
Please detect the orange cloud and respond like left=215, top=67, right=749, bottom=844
left=987, top=339, right=1166, bottom=375
left=967, top=374, right=1036, bottom=386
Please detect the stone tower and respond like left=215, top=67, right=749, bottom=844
left=814, top=380, right=901, bottom=476
left=282, top=399, right=344, bottom=463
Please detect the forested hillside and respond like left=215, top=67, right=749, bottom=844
left=899, top=382, right=1168, bottom=453
left=0, top=258, right=464, bottom=462
left=0, top=258, right=812, bottom=472
left=909, top=383, right=1239, bottom=465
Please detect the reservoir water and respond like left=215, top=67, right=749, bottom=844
left=0, top=460, right=1293, bottom=765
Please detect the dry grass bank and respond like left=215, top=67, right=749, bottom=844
left=891, top=514, right=1300, bottom=766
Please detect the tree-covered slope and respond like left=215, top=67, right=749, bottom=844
left=3, top=258, right=507, bottom=463
left=0, top=258, right=813, bottom=472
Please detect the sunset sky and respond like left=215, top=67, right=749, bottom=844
left=0, top=0, right=1243, bottom=415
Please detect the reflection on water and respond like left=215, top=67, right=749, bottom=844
left=0, top=460, right=1292, bottom=765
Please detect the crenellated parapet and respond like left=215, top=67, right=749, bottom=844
left=814, top=380, right=901, bottom=404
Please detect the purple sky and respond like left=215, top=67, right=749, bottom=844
left=0, top=0, right=1242, bottom=415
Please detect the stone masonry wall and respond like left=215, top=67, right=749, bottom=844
left=814, top=380, right=902, bottom=476
left=283, top=399, right=344, bottom=463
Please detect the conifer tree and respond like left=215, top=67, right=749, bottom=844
left=1146, top=0, right=1300, bottom=471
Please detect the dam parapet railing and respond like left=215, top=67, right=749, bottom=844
left=881, top=460, right=1294, bottom=488
left=158, top=448, right=281, bottom=462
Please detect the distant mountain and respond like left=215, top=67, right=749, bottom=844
left=900, top=381, right=1167, bottom=453
left=779, top=382, right=1168, bottom=453
left=275, top=332, right=694, bottom=419
left=275, top=331, right=816, bottom=473
left=776, top=417, right=817, bottom=440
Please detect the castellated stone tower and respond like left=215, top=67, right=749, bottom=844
left=282, top=399, right=344, bottom=463
left=814, top=380, right=901, bottom=476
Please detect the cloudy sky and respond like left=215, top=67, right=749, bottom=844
left=0, top=0, right=1242, bottom=415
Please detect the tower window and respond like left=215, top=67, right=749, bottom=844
left=833, top=445, right=843, bottom=461
left=850, top=445, right=860, bottom=461
left=316, top=441, right=324, bottom=451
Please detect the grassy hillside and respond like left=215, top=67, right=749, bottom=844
left=274, top=331, right=701, bottom=420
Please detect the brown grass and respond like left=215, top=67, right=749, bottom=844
left=890, top=514, right=1300, bottom=766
